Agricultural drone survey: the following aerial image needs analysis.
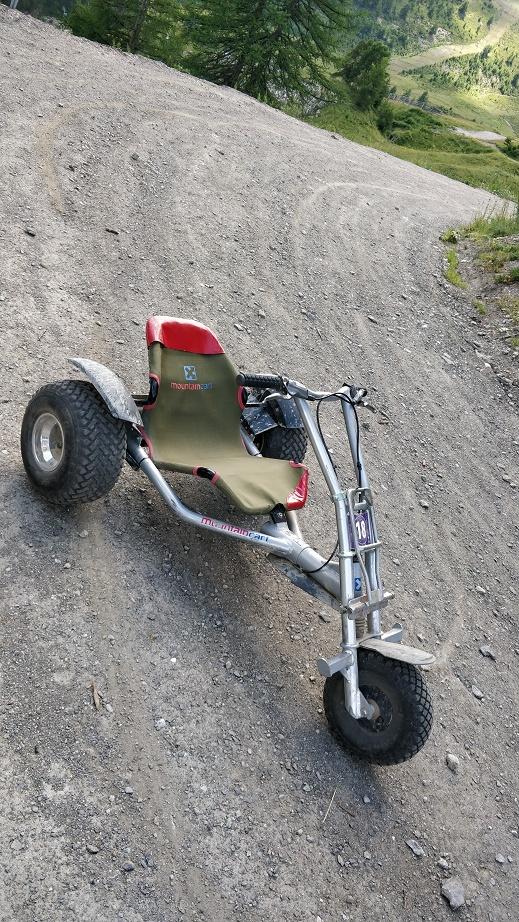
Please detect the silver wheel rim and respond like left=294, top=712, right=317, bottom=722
left=31, top=412, right=65, bottom=471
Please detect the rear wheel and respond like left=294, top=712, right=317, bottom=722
left=324, top=650, right=432, bottom=765
left=21, top=380, right=126, bottom=505
left=258, top=426, right=308, bottom=463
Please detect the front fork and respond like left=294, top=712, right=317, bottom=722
left=294, top=396, right=385, bottom=720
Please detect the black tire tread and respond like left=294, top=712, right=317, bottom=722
left=21, top=380, right=126, bottom=505
left=323, top=650, right=433, bottom=765
left=261, top=427, right=308, bottom=463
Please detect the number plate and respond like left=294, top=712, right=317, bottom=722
left=352, top=511, right=371, bottom=547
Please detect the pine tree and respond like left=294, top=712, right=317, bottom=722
left=66, top=0, right=183, bottom=63
left=183, top=0, right=352, bottom=105
left=338, top=39, right=390, bottom=110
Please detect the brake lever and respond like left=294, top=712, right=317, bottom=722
left=261, top=391, right=293, bottom=403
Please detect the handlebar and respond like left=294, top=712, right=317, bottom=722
left=237, top=373, right=369, bottom=406
left=236, top=373, right=286, bottom=391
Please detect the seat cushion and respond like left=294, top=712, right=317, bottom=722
left=154, top=454, right=308, bottom=515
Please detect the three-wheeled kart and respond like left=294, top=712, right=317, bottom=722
left=21, top=316, right=434, bottom=764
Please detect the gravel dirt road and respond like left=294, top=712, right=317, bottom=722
left=0, top=9, right=518, bottom=922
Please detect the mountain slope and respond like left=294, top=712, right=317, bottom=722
left=1, top=8, right=518, bottom=922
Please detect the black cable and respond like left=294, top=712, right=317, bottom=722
left=305, top=537, right=339, bottom=574
left=304, top=390, right=363, bottom=574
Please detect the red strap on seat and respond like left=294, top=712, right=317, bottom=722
left=146, top=316, right=224, bottom=355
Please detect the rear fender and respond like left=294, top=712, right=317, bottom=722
left=242, top=397, right=303, bottom=436
left=69, top=358, right=142, bottom=426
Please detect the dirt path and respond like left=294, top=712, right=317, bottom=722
left=0, top=8, right=518, bottom=922
left=391, top=0, right=519, bottom=73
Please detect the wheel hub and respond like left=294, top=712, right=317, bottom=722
left=32, top=412, right=64, bottom=471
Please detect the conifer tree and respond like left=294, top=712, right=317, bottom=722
left=338, top=39, right=390, bottom=110
left=183, top=0, right=352, bottom=104
left=67, top=0, right=183, bottom=63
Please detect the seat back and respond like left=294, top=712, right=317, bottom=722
left=141, top=317, right=244, bottom=465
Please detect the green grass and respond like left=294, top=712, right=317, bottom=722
left=479, top=241, right=519, bottom=268
left=441, top=227, right=460, bottom=242
left=389, top=69, right=519, bottom=136
left=444, top=247, right=468, bottom=287
left=461, top=205, right=519, bottom=238
left=497, top=295, right=519, bottom=321
left=309, top=100, right=519, bottom=200
left=496, top=265, right=519, bottom=282
left=408, top=25, right=519, bottom=98
left=474, top=298, right=488, bottom=313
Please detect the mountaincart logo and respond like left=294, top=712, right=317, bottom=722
left=171, top=365, right=214, bottom=391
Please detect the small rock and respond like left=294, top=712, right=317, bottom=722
left=105, top=227, right=119, bottom=235
left=446, top=753, right=459, bottom=774
left=471, top=685, right=484, bottom=700
left=155, top=718, right=166, bottom=730
left=337, top=854, right=344, bottom=866
left=406, top=838, right=425, bottom=858
left=479, top=645, right=495, bottom=660
left=86, top=844, right=99, bottom=854
left=79, top=530, right=89, bottom=539
left=362, top=795, right=371, bottom=804
left=475, top=585, right=487, bottom=596
left=495, top=853, right=506, bottom=864
left=24, top=227, right=36, bottom=237
left=131, top=152, right=139, bottom=161
left=63, top=562, right=71, bottom=570
left=419, top=499, right=429, bottom=510
left=438, top=857, right=450, bottom=870
left=122, top=861, right=135, bottom=872
left=367, top=315, right=378, bottom=324
left=318, top=609, right=333, bottom=623
left=441, top=877, right=465, bottom=910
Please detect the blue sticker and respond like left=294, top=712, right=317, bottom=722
left=183, top=365, right=198, bottom=382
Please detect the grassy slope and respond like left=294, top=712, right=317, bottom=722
left=409, top=24, right=519, bottom=96
left=389, top=1, right=519, bottom=136
left=308, top=101, right=519, bottom=199
left=312, top=4, right=519, bottom=199
left=390, top=69, right=519, bottom=135
left=352, top=0, right=496, bottom=54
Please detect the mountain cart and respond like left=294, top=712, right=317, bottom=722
left=21, top=316, right=434, bottom=764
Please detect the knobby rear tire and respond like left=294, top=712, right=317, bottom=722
left=259, top=426, right=308, bottom=463
left=21, top=380, right=126, bottom=505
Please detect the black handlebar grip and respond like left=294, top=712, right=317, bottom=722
left=236, top=373, right=285, bottom=391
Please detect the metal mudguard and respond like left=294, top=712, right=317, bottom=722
left=69, top=358, right=142, bottom=426
left=359, top=637, right=435, bottom=666
left=242, top=397, right=303, bottom=436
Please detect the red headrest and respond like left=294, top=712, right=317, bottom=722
left=146, top=316, right=225, bottom=355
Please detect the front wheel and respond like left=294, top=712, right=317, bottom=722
left=323, top=650, right=432, bottom=765
left=21, top=380, right=126, bottom=505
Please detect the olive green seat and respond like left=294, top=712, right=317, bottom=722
left=140, top=317, right=308, bottom=516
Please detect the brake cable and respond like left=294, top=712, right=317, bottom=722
left=306, top=390, right=363, bottom=574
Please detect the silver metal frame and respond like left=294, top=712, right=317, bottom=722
left=123, top=378, right=434, bottom=722
left=73, top=356, right=434, bottom=722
